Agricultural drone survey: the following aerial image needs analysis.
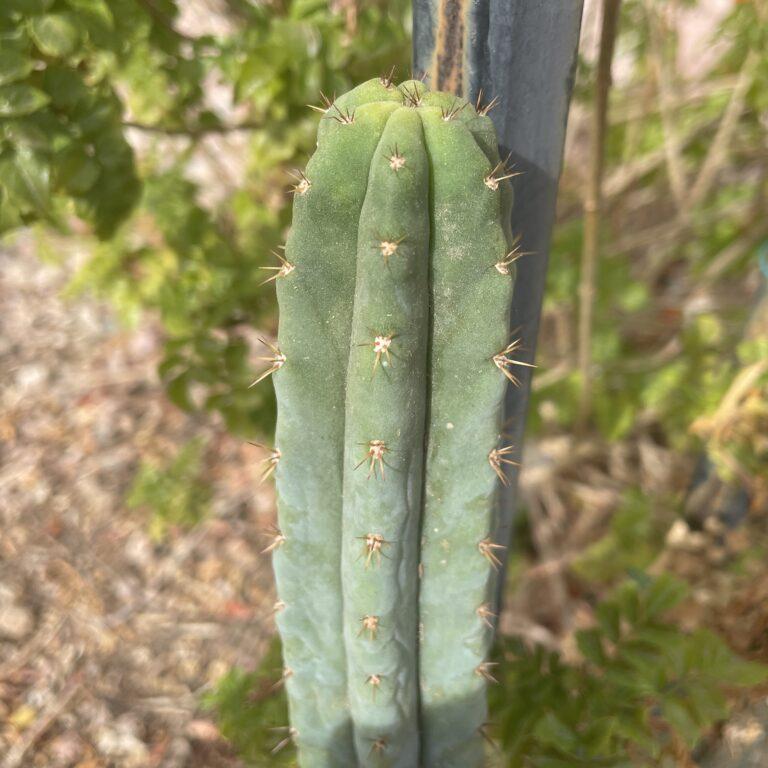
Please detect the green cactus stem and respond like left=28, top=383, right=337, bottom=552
left=261, top=76, right=515, bottom=767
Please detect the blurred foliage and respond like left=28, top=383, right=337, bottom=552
left=691, top=328, right=768, bottom=490
left=1, top=0, right=410, bottom=435
left=202, top=637, right=292, bottom=766
left=489, top=574, right=768, bottom=767
left=571, top=489, right=671, bottom=585
left=207, top=575, right=768, bottom=766
left=126, top=437, right=211, bottom=540
left=534, top=0, right=768, bottom=471
left=2, top=0, right=764, bottom=454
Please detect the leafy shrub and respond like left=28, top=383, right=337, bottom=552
left=127, top=438, right=211, bottom=540
left=489, top=574, right=767, bottom=767
left=2, top=0, right=411, bottom=435
left=202, top=638, right=292, bottom=766
left=572, top=490, right=671, bottom=585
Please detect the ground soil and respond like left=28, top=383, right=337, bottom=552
left=1, top=237, right=277, bottom=767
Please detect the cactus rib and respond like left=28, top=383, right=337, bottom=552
left=269, top=77, right=515, bottom=767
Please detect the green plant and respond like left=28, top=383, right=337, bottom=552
left=0, top=0, right=411, bottom=436
left=126, top=438, right=211, bottom=541
left=203, top=638, right=292, bottom=767
left=260, top=77, right=516, bottom=766
left=572, top=489, right=672, bottom=586
left=489, top=574, right=768, bottom=767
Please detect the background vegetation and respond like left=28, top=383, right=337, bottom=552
left=2, top=0, right=767, bottom=765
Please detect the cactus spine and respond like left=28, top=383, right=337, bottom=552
left=263, top=77, right=515, bottom=767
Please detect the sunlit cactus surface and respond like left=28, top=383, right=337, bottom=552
left=257, top=75, right=523, bottom=768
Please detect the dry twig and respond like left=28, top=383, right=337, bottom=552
left=577, top=0, right=622, bottom=430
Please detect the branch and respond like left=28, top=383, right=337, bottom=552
left=686, top=50, right=758, bottom=210
left=122, top=119, right=263, bottom=137
left=576, top=0, right=622, bottom=431
left=645, top=0, right=688, bottom=209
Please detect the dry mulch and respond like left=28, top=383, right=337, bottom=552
left=0, top=237, right=278, bottom=767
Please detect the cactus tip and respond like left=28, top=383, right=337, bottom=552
left=365, top=673, right=384, bottom=700
left=401, top=83, right=423, bottom=108
left=380, top=65, right=396, bottom=89
left=287, top=169, right=311, bottom=196
left=326, top=103, right=356, bottom=125
left=272, top=599, right=286, bottom=614
left=484, top=157, right=521, bottom=190
left=369, top=736, right=388, bottom=757
left=375, top=235, right=406, bottom=264
left=478, top=721, right=500, bottom=750
left=495, top=234, right=535, bottom=274
left=307, top=90, right=335, bottom=114
left=441, top=100, right=467, bottom=122
left=247, top=442, right=281, bottom=483
left=270, top=666, right=294, bottom=691
left=475, top=89, right=501, bottom=116
left=370, top=333, right=395, bottom=375
left=269, top=726, right=298, bottom=755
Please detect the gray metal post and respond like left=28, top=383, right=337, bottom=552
left=413, top=0, right=585, bottom=614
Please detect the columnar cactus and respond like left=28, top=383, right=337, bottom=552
left=259, top=76, right=520, bottom=767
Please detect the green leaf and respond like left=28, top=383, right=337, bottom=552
left=41, top=66, right=87, bottom=109
left=0, top=52, right=34, bottom=87
left=612, top=712, right=656, bottom=752
left=202, top=637, right=292, bottom=764
left=0, top=83, right=49, bottom=116
left=577, top=628, right=607, bottom=666
left=644, top=574, right=687, bottom=618
left=2, top=146, right=51, bottom=218
left=5, top=0, right=54, bottom=12
left=63, top=0, right=114, bottom=32
left=167, top=373, right=194, bottom=411
left=533, top=712, right=579, bottom=750
left=56, top=149, right=100, bottom=194
left=596, top=601, right=622, bottom=643
left=28, top=14, right=80, bottom=58
left=661, top=698, right=702, bottom=745
left=631, top=625, right=681, bottom=650
left=1, top=116, right=51, bottom=149
left=0, top=196, right=23, bottom=233
left=530, top=758, right=590, bottom=768
left=685, top=681, right=727, bottom=726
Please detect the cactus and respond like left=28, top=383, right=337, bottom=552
left=260, top=76, right=517, bottom=767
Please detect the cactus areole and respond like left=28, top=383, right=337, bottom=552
left=261, top=77, right=520, bottom=767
